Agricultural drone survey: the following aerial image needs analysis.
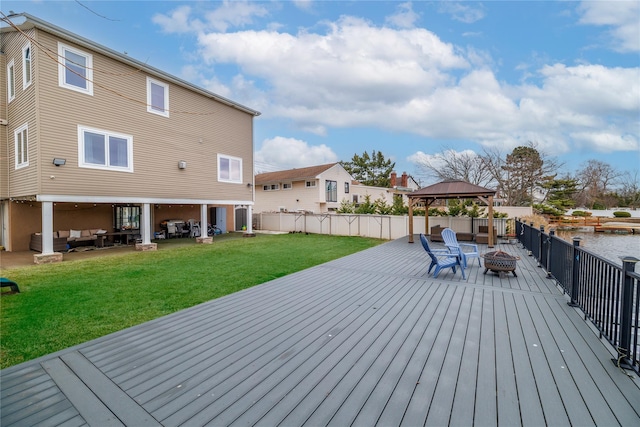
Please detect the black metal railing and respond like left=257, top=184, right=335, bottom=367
left=516, top=219, right=640, bottom=374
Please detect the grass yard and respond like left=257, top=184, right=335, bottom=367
left=0, top=233, right=382, bottom=369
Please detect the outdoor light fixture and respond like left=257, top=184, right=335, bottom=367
left=178, top=160, right=187, bottom=169
left=52, top=158, right=66, bottom=166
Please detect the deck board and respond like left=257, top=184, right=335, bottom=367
left=2, top=237, right=639, bottom=427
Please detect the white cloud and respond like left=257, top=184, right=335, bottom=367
left=157, top=6, right=638, bottom=162
left=153, top=1, right=268, bottom=34
left=385, top=2, right=420, bottom=29
left=438, top=2, right=486, bottom=24
left=578, top=1, right=640, bottom=52
left=255, top=137, right=338, bottom=169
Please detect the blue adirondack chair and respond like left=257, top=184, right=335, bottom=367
left=419, top=234, right=465, bottom=279
left=441, top=228, right=480, bottom=269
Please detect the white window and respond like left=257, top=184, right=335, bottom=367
left=263, top=184, right=279, bottom=191
left=305, top=181, right=316, bottom=188
left=146, top=77, right=169, bottom=117
left=283, top=183, right=292, bottom=190
left=23, top=43, right=32, bottom=89
left=78, top=125, right=133, bottom=172
left=14, top=123, right=28, bottom=169
left=58, top=43, right=93, bottom=95
left=218, top=154, right=242, bottom=183
left=7, top=60, right=15, bottom=102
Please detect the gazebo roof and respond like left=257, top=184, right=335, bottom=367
left=409, top=180, right=496, bottom=200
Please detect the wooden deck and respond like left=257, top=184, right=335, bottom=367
left=2, top=236, right=639, bottom=426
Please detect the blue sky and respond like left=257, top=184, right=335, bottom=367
left=4, top=1, right=639, bottom=184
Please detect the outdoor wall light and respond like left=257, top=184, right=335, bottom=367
left=52, top=158, right=66, bottom=166
left=178, top=160, right=187, bottom=169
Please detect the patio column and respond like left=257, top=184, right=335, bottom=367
left=488, top=195, right=495, bottom=248
left=135, top=203, right=156, bottom=251
left=41, top=201, right=54, bottom=255
left=197, top=204, right=213, bottom=243
left=33, top=201, right=63, bottom=264
left=246, top=205, right=253, bottom=234
left=141, top=203, right=151, bottom=244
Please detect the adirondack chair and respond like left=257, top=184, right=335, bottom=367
left=441, top=228, right=480, bottom=269
left=419, top=234, right=465, bottom=279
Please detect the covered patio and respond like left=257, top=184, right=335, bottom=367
left=2, top=237, right=639, bottom=426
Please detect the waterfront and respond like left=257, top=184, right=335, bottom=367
left=555, top=229, right=640, bottom=267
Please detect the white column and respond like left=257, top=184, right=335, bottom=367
left=246, top=205, right=253, bottom=233
left=142, top=203, right=151, bottom=244
left=42, top=201, right=54, bottom=254
left=200, top=204, right=208, bottom=237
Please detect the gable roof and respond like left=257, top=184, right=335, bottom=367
left=1, top=13, right=261, bottom=117
left=255, top=163, right=339, bottom=184
left=409, top=180, right=495, bottom=200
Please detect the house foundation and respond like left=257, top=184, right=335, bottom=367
left=135, top=243, right=157, bottom=251
left=33, top=252, right=64, bottom=264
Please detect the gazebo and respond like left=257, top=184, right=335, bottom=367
left=407, top=180, right=497, bottom=247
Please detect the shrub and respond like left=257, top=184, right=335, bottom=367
left=571, top=210, right=592, bottom=217
left=613, top=211, right=631, bottom=218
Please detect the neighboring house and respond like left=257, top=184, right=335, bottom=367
left=350, top=171, right=420, bottom=207
left=254, top=164, right=420, bottom=213
left=0, top=13, right=260, bottom=259
left=254, top=163, right=353, bottom=213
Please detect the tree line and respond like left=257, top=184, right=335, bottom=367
left=341, top=145, right=640, bottom=216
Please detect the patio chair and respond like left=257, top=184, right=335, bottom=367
left=419, top=234, right=465, bottom=279
left=441, top=228, right=480, bottom=269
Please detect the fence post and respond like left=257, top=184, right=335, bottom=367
left=568, top=237, right=581, bottom=307
left=537, top=225, right=544, bottom=267
left=615, top=256, right=640, bottom=369
left=546, top=229, right=554, bottom=278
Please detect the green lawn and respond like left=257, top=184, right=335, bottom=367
left=0, top=233, right=382, bottom=369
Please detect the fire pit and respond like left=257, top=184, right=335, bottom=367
left=482, top=251, right=520, bottom=277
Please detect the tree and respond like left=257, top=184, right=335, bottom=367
left=341, top=150, right=395, bottom=187
left=414, top=147, right=495, bottom=187
left=499, top=143, right=559, bottom=206
left=574, top=160, right=622, bottom=209
left=541, top=176, right=579, bottom=211
left=617, top=170, right=640, bottom=208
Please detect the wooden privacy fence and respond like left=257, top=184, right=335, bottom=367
left=253, top=212, right=507, bottom=241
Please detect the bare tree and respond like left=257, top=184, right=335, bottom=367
left=574, top=160, right=622, bottom=208
left=618, top=170, right=640, bottom=208
left=414, top=147, right=496, bottom=187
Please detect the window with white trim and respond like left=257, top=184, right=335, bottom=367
left=58, top=43, right=93, bottom=95
left=326, top=180, right=337, bottom=202
left=7, top=60, right=15, bottom=102
left=14, top=123, right=28, bottom=169
left=218, top=154, right=242, bottom=183
left=283, top=183, right=292, bottom=190
left=344, top=182, right=350, bottom=193
left=23, top=43, right=32, bottom=89
left=78, top=125, right=133, bottom=172
left=146, top=77, right=169, bottom=117
left=263, top=184, right=279, bottom=191
left=305, top=180, right=316, bottom=188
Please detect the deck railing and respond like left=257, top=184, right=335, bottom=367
left=516, top=219, right=640, bottom=374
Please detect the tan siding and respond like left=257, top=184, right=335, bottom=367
left=31, top=31, right=255, bottom=200
left=3, top=29, right=39, bottom=197
left=1, top=52, right=7, bottom=198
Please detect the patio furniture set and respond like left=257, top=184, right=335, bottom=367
left=421, top=227, right=519, bottom=279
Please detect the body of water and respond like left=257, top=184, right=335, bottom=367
left=554, top=229, right=640, bottom=267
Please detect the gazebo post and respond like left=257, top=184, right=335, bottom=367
left=488, top=195, right=495, bottom=247
left=408, top=197, right=414, bottom=243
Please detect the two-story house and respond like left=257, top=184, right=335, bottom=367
left=254, top=163, right=353, bottom=213
left=254, top=164, right=420, bottom=214
left=1, top=13, right=260, bottom=262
